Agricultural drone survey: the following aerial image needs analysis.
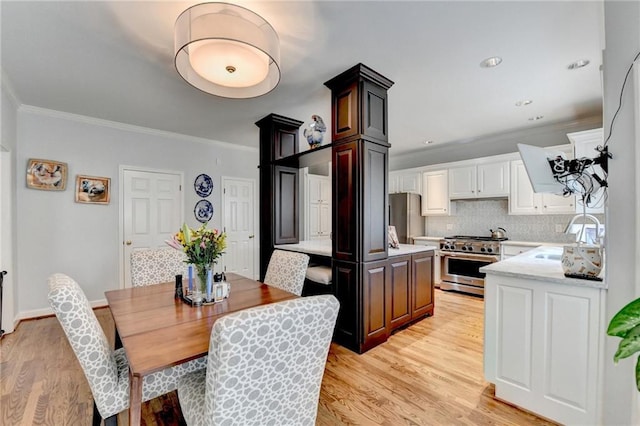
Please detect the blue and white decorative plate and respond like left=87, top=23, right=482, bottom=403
left=194, top=174, right=213, bottom=197
left=194, top=199, right=213, bottom=223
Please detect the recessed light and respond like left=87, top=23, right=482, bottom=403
left=568, top=59, right=590, bottom=70
left=424, top=140, right=434, bottom=145
left=515, top=100, right=533, bottom=107
left=528, top=115, right=544, bottom=121
left=480, top=56, right=503, bottom=68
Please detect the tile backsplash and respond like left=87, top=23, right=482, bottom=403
left=426, top=199, right=604, bottom=243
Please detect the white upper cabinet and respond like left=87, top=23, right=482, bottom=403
left=509, top=160, right=575, bottom=215
left=307, top=175, right=331, bottom=239
left=422, top=170, right=450, bottom=216
left=449, top=161, right=510, bottom=199
left=389, top=170, right=422, bottom=194
left=567, top=128, right=605, bottom=214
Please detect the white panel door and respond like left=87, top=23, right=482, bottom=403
left=449, top=165, right=476, bottom=199
left=509, top=160, right=539, bottom=214
left=122, top=169, right=183, bottom=287
left=399, top=172, right=422, bottom=194
left=222, top=177, right=255, bottom=279
left=422, top=170, right=449, bottom=215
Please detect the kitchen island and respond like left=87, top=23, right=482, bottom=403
left=275, top=240, right=438, bottom=351
left=482, top=245, right=606, bottom=425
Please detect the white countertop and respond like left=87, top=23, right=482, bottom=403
left=413, top=236, right=443, bottom=241
left=500, top=240, right=559, bottom=247
left=274, top=240, right=436, bottom=257
left=480, top=245, right=606, bottom=289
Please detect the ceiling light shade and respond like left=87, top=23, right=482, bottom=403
left=174, top=2, right=280, bottom=98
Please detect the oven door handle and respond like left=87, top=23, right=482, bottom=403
left=442, top=252, right=499, bottom=262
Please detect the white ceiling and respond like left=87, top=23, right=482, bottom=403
left=1, top=1, right=604, bottom=157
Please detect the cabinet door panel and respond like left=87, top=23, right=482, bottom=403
left=478, top=161, right=509, bottom=197
left=509, top=161, right=539, bottom=215
left=496, top=284, right=533, bottom=389
left=449, top=166, right=476, bottom=199
left=389, top=256, right=411, bottom=329
left=274, top=166, right=298, bottom=244
left=412, top=251, right=434, bottom=318
left=333, top=142, right=358, bottom=260
left=422, top=170, right=449, bottom=215
left=362, top=260, right=390, bottom=351
left=400, top=173, right=421, bottom=194
left=333, top=261, right=360, bottom=352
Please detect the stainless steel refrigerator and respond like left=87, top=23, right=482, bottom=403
left=389, top=193, right=425, bottom=244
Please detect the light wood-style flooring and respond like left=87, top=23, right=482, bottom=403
left=1, top=289, right=555, bottom=425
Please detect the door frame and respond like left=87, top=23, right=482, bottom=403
left=118, top=165, right=184, bottom=288
left=221, top=176, right=258, bottom=280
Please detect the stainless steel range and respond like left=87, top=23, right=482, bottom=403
left=439, top=235, right=507, bottom=296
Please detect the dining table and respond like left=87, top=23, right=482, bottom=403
left=105, top=272, right=299, bottom=426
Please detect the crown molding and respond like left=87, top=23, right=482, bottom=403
left=18, top=104, right=258, bottom=153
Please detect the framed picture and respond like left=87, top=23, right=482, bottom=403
left=75, top=175, right=111, bottom=204
left=26, top=158, right=68, bottom=190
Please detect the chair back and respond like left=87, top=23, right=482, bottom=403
left=130, top=247, right=187, bottom=287
left=204, top=295, right=339, bottom=425
left=47, top=273, right=120, bottom=416
left=263, top=249, right=310, bottom=296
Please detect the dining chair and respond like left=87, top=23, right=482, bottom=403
left=130, top=247, right=187, bottom=287
left=177, top=294, right=340, bottom=426
left=263, top=249, right=310, bottom=296
left=47, top=273, right=206, bottom=426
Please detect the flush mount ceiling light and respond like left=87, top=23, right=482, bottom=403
left=568, top=59, right=590, bottom=70
left=480, top=56, right=503, bottom=68
left=515, top=99, right=533, bottom=107
left=424, top=140, right=434, bottom=145
left=528, top=115, right=544, bottom=121
left=174, top=2, right=281, bottom=98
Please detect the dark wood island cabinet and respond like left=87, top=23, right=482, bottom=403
left=257, top=64, right=435, bottom=354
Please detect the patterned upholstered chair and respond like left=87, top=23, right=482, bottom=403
left=263, top=249, right=310, bottom=296
left=130, top=247, right=187, bottom=287
left=47, top=273, right=206, bottom=426
left=177, top=295, right=339, bottom=426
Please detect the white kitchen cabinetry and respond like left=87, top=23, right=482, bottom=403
left=485, top=272, right=605, bottom=425
left=413, top=238, right=441, bottom=286
left=307, top=175, right=331, bottom=239
left=422, top=170, right=451, bottom=216
left=568, top=128, right=605, bottom=214
left=390, top=171, right=422, bottom=194
left=500, top=244, right=535, bottom=260
left=449, top=161, right=510, bottom=199
left=509, top=160, right=575, bottom=215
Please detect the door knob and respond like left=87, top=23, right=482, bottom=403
left=125, top=240, right=132, bottom=245
left=248, top=235, right=255, bottom=239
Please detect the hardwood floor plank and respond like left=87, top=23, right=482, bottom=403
left=0, top=289, right=557, bottom=425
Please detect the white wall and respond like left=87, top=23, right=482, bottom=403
left=1, top=73, right=19, bottom=333
left=16, top=107, right=259, bottom=315
left=602, top=1, right=640, bottom=424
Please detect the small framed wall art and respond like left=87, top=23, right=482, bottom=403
left=75, top=175, right=111, bottom=204
left=26, top=158, right=68, bottom=190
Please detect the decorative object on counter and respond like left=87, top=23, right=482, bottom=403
left=175, top=274, right=183, bottom=299
left=194, top=199, right=214, bottom=223
left=607, top=297, right=640, bottom=391
left=303, top=115, right=326, bottom=149
left=561, top=214, right=603, bottom=280
left=174, top=2, right=281, bottom=99
left=166, top=223, right=227, bottom=302
left=388, top=226, right=400, bottom=249
left=75, top=175, right=110, bottom=204
left=26, top=158, right=67, bottom=191
left=194, top=173, right=213, bottom=197
left=490, top=227, right=507, bottom=239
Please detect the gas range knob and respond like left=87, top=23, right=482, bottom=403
left=486, top=247, right=493, bottom=253
left=461, top=246, right=467, bottom=251
left=480, top=247, right=486, bottom=252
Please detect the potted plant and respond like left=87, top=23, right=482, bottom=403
left=607, top=298, right=640, bottom=390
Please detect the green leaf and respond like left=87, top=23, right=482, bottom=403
left=636, top=356, right=640, bottom=392
left=614, top=324, right=640, bottom=362
left=608, top=298, right=640, bottom=337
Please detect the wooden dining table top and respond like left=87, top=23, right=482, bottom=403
left=105, top=273, right=299, bottom=377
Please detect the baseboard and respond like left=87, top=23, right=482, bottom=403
left=18, top=298, right=108, bottom=321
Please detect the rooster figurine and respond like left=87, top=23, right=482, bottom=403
left=303, top=115, right=326, bottom=149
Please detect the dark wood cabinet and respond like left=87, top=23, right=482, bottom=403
left=412, top=251, right=435, bottom=318
left=332, top=260, right=361, bottom=353
left=362, top=259, right=390, bottom=352
left=389, top=255, right=412, bottom=330
left=256, top=114, right=303, bottom=280
left=332, top=141, right=359, bottom=261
